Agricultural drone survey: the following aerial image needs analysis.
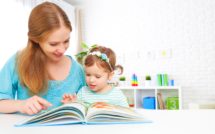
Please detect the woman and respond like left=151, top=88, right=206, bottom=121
left=0, top=2, right=85, bottom=115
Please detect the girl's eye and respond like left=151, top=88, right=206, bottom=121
left=96, top=76, right=101, bottom=79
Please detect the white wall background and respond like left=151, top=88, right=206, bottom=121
left=79, top=0, right=215, bottom=108
left=0, top=0, right=76, bottom=69
left=1, top=0, right=215, bottom=108
left=0, top=1, right=30, bottom=69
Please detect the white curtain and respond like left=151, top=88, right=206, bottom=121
left=0, top=0, right=77, bottom=69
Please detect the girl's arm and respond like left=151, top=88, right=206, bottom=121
left=0, top=96, right=52, bottom=115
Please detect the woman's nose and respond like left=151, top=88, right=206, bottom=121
left=56, top=44, right=66, bottom=53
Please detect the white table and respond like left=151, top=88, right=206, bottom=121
left=1, top=110, right=215, bottom=134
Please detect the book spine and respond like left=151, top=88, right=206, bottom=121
left=157, top=74, right=162, bottom=86
left=163, top=74, right=168, bottom=86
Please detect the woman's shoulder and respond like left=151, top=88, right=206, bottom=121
left=66, top=55, right=86, bottom=85
left=67, top=55, right=83, bottom=70
left=67, top=55, right=85, bottom=77
left=0, top=53, right=19, bottom=83
left=1, top=53, right=18, bottom=70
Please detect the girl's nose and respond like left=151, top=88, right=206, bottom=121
left=89, top=77, right=94, bottom=83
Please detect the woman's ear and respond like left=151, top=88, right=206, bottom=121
left=29, top=39, right=40, bottom=46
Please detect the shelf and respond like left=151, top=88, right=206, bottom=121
left=116, top=86, right=181, bottom=110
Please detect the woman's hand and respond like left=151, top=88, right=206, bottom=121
left=18, top=95, right=52, bottom=115
left=61, top=94, right=77, bottom=104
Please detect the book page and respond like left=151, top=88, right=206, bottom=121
left=16, top=102, right=87, bottom=126
left=86, top=102, right=145, bottom=122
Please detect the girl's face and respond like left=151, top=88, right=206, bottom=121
left=39, top=26, right=71, bottom=63
left=85, top=63, right=113, bottom=93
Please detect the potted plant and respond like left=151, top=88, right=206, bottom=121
left=145, top=75, right=151, bottom=81
left=118, top=76, right=126, bottom=86
left=119, top=76, right=126, bottom=81
left=75, top=42, right=97, bottom=64
left=145, top=75, right=151, bottom=86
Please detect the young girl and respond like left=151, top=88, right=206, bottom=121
left=0, top=2, right=85, bottom=115
left=62, top=46, right=129, bottom=107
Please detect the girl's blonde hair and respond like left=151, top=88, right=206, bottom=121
left=17, top=2, right=72, bottom=94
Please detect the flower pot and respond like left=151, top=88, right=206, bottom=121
left=119, top=81, right=126, bottom=86
left=145, top=80, right=151, bottom=87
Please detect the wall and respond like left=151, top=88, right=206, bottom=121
left=0, top=0, right=76, bottom=69
left=0, top=1, right=30, bottom=69
left=80, top=0, right=215, bottom=108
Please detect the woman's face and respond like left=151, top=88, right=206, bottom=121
left=39, top=26, right=71, bottom=63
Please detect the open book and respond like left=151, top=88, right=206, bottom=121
left=16, top=102, right=151, bottom=126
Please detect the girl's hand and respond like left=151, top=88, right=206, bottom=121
left=18, top=95, right=52, bottom=115
left=61, top=94, right=77, bottom=104
left=92, top=102, right=113, bottom=109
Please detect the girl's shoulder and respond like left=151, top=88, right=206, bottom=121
left=79, top=86, right=90, bottom=92
left=78, top=86, right=98, bottom=95
left=109, top=87, right=125, bottom=95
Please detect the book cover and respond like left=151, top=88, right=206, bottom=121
left=15, top=102, right=151, bottom=126
left=157, top=93, right=165, bottom=109
left=157, top=74, right=162, bottom=86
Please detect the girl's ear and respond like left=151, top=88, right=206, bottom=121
left=108, top=71, right=114, bottom=80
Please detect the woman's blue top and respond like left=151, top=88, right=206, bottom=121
left=0, top=54, right=86, bottom=108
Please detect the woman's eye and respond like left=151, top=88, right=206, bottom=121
left=50, top=43, right=57, bottom=46
left=64, top=40, right=70, bottom=43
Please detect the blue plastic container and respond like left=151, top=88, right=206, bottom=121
left=142, top=97, right=155, bottom=109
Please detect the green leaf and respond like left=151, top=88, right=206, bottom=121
left=91, top=44, right=97, bottom=49
left=145, top=75, right=151, bottom=80
left=81, top=42, right=89, bottom=50
left=75, top=51, right=88, bottom=58
left=119, top=76, right=126, bottom=81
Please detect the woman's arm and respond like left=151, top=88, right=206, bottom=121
left=0, top=96, right=52, bottom=115
left=0, top=99, right=23, bottom=113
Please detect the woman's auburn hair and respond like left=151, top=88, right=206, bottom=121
left=17, top=2, right=72, bottom=94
